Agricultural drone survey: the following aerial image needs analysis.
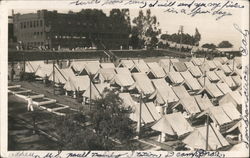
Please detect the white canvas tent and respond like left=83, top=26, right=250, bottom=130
left=118, top=60, right=134, bottom=69
left=119, top=93, right=137, bottom=108
left=183, top=124, right=229, bottom=150
left=188, top=66, right=203, bottom=78
left=191, top=58, right=203, bottom=66
left=35, top=63, right=53, bottom=78
left=147, top=62, right=166, bottom=78
left=166, top=72, right=184, bottom=85
left=115, top=67, right=131, bottom=75
left=216, top=82, right=232, bottom=94
left=93, top=68, right=116, bottom=83
left=130, top=73, right=155, bottom=96
left=206, top=71, right=220, bottom=82
left=215, top=70, right=237, bottom=88
left=194, top=95, right=214, bottom=111
left=82, top=83, right=109, bottom=101
left=48, top=67, right=75, bottom=84
left=25, top=61, right=44, bottom=73
left=150, top=79, right=179, bottom=104
left=100, top=63, right=115, bottom=69
left=130, top=102, right=161, bottom=124
left=110, top=73, right=135, bottom=88
left=79, top=61, right=100, bottom=76
left=184, top=62, right=195, bottom=68
left=199, top=83, right=224, bottom=98
left=180, top=71, right=202, bottom=91
left=151, top=112, right=193, bottom=137
left=131, top=59, right=149, bottom=73
left=219, top=91, right=242, bottom=108
left=64, top=76, right=90, bottom=91
left=70, top=61, right=86, bottom=73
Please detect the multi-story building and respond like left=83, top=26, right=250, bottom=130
left=13, top=10, right=130, bottom=50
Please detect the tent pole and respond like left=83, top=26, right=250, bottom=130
left=89, top=76, right=92, bottom=110
left=136, top=92, right=142, bottom=138
left=53, top=60, right=55, bottom=95
left=205, top=113, right=209, bottom=150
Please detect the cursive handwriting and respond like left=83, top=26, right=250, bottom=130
left=176, top=149, right=225, bottom=158
left=234, top=23, right=249, bottom=56
left=242, top=65, right=249, bottom=149
left=70, top=0, right=101, bottom=5
left=102, top=0, right=123, bottom=6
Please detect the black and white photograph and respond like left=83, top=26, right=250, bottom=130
left=0, top=0, right=249, bottom=157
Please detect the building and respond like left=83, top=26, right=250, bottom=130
left=13, top=9, right=130, bottom=50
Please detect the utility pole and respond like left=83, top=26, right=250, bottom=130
left=136, top=92, right=142, bottom=138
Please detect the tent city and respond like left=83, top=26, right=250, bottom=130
left=7, top=8, right=244, bottom=151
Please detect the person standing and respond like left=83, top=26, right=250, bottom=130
left=10, top=68, right=15, bottom=82
left=26, top=96, right=34, bottom=112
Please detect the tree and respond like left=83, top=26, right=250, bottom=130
left=194, top=28, right=201, bottom=46
left=202, top=43, right=216, bottom=50
left=132, top=9, right=161, bottom=49
left=218, top=41, right=233, bottom=48
left=89, top=88, right=135, bottom=147
left=53, top=114, right=107, bottom=150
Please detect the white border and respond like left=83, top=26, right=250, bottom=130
left=0, top=0, right=249, bottom=157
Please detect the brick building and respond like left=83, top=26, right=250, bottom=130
left=13, top=10, right=130, bottom=50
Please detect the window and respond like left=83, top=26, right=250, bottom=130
left=40, top=20, right=43, bottom=27
left=33, top=21, right=36, bottom=27
left=30, top=21, right=33, bottom=28
left=20, top=22, right=23, bottom=29
left=37, top=32, right=39, bottom=36
left=40, top=32, right=43, bottom=36
left=37, top=21, right=39, bottom=27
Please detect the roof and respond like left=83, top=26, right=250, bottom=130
left=204, top=83, right=224, bottom=98
left=183, top=124, right=229, bottom=150
left=151, top=79, right=179, bottom=104
left=70, top=61, right=86, bottom=72
left=83, top=61, right=100, bottom=75
left=191, top=58, right=204, bottom=66
left=100, top=63, right=115, bottom=69
left=194, top=95, right=214, bottom=111
left=206, top=71, right=220, bottom=82
left=49, top=67, right=75, bottom=84
left=166, top=72, right=184, bottom=84
left=110, top=73, right=135, bottom=87
left=159, top=59, right=171, bottom=73
left=147, top=62, right=166, bottom=78
left=130, top=102, right=161, bottom=124
left=35, top=64, right=53, bottom=78
left=197, top=103, right=241, bottom=125
left=220, top=65, right=232, bottom=74
left=25, top=61, right=44, bottom=73
left=119, top=93, right=136, bottom=108
left=82, top=83, right=109, bottom=99
left=180, top=71, right=202, bottom=90
left=215, top=71, right=237, bottom=88
left=115, top=67, right=131, bottom=75
left=118, top=60, right=134, bottom=69
left=188, top=66, right=203, bottom=77
left=64, top=76, right=90, bottom=91
left=175, top=96, right=201, bottom=114
left=131, top=73, right=155, bottom=96
left=132, top=59, right=149, bottom=73
left=216, top=82, right=232, bottom=94
left=172, top=85, right=190, bottom=99
left=213, top=60, right=222, bottom=67
left=214, top=57, right=228, bottom=64
left=151, top=112, right=193, bottom=136
left=205, top=60, right=217, bottom=70
left=219, top=91, right=242, bottom=106
left=94, top=68, right=116, bottom=82
left=232, top=75, right=241, bottom=86
left=184, top=62, right=195, bottom=68
left=172, top=62, right=188, bottom=72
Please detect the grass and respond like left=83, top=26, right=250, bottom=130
left=42, top=103, right=64, bottom=109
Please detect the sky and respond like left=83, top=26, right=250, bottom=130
left=9, top=8, right=244, bottom=49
